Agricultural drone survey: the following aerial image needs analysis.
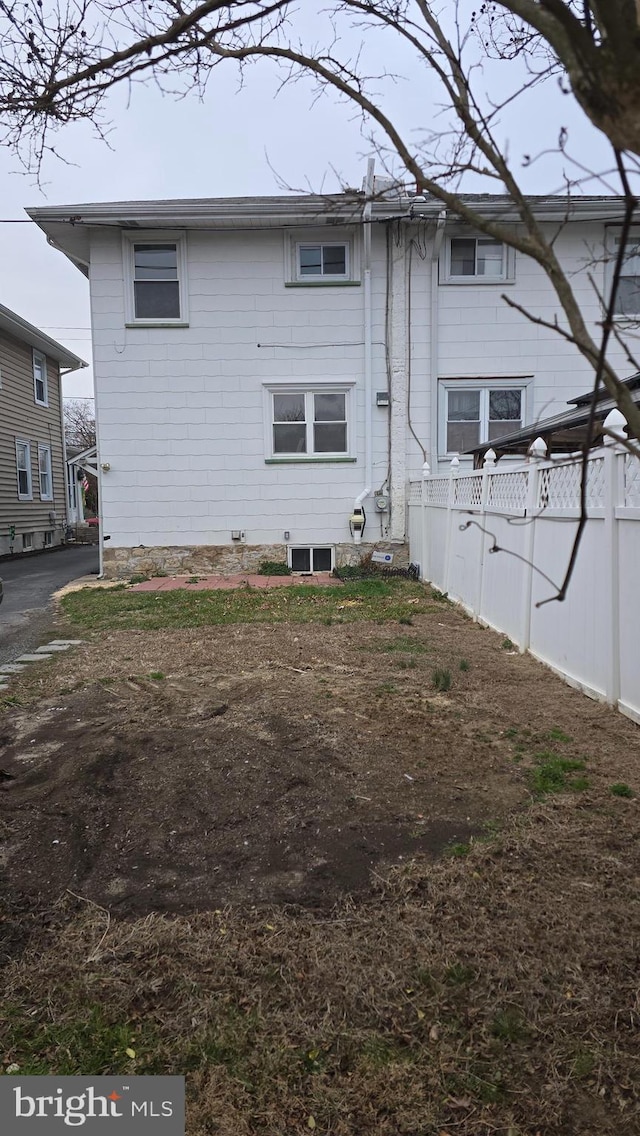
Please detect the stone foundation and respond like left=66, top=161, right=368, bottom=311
left=102, top=542, right=409, bottom=580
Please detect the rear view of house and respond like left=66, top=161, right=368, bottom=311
left=28, top=180, right=637, bottom=579
left=0, top=304, right=87, bottom=556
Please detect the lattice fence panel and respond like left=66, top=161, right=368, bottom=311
left=454, top=475, right=483, bottom=507
left=624, top=454, right=640, bottom=506
left=538, top=462, right=582, bottom=509
left=424, top=478, right=450, bottom=506
left=584, top=457, right=605, bottom=508
left=487, top=471, right=528, bottom=511
left=407, top=481, right=422, bottom=506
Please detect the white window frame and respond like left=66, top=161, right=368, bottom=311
left=22, top=532, right=34, bottom=552
left=288, top=546, right=335, bottom=574
left=438, top=378, right=531, bottom=458
left=123, top=231, right=189, bottom=325
left=606, top=227, right=640, bottom=320
left=33, top=350, right=48, bottom=406
left=16, top=439, right=33, bottom=501
left=263, top=382, right=355, bottom=461
left=441, top=234, right=515, bottom=284
left=38, top=442, right=54, bottom=501
left=43, top=530, right=53, bottom=547
left=284, top=228, right=360, bottom=286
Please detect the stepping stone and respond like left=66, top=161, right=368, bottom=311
left=47, top=640, right=83, bottom=647
left=16, top=654, right=52, bottom=663
left=36, top=644, right=70, bottom=653
left=0, top=664, right=26, bottom=674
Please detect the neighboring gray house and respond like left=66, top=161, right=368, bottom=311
left=0, top=304, right=87, bottom=556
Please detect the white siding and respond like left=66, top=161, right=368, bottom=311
left=90, top=227, right=392, bottom=550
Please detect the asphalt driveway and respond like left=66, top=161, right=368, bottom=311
left=0, top=546, right=98, bottom=665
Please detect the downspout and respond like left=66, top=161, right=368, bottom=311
left=362, top=157, right=375, bottom=510
left=430, top=210, right=447, bottom=467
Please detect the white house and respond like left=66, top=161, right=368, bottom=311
left=28, top=178, right=636, bottom=579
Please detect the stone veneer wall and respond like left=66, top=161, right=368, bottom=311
left=102, top=542, right=409, bottom=580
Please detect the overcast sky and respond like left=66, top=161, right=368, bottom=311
left=0, top=6, right=617, bottom=402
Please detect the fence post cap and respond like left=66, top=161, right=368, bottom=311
left=529, top=436, right=547, bottom=460
left=450, top=455, right=460, bottom=470
left=422, top=460, right=431, bottom=477
left=483, top=447, right=497, bottom=467
left=603, top=407, right=628, bottom=444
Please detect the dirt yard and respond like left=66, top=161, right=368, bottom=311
left=1, top=602, right=637, bottom=923
left=1, top=586, right=639, bottom=1135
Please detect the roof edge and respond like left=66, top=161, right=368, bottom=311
left=0, top=303, right=88, bottom=371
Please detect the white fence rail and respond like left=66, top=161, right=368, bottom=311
left=408, top=422, right=640, bottom=725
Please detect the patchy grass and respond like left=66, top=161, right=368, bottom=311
left=60, top=580, right=435, bottom=632
left=377, top=635, right=430, bottom=654
left=547, top=727, right=573, bottom=743
left=432, top=667, right=452, bottom=692
left=459, top=659, right=470, bottom=672
left=610, top=782, right=635, bottom=798
left=529, top=753, right=588, bottom=797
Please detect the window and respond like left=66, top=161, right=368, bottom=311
left=43, top=530, right=53, bottom=547
left=270, top=388, right=350, bottom=457
left=22, top=532, right=33, bottom=552
left=610, top=233, right=640, bottom=317
left=38, top=443, right=53, bottom=501
left=16, top=440, right=32, bottom=500
left=33, top=350, right=48, bottom=405
left=440, top=382, right=526, bottom=455
left=285, top=229, right=359, bottom=286
left=124, top=234, right=187, bottom=323
left=297, top=242, right=348, bottom=280
left=443, top=236, right=513, bottom=283
left=290, top=547, right=333, bottom=573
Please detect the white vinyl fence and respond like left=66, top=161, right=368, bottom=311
left=408, top=416, right=640, bottom=724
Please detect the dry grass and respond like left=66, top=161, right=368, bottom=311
left=2, top=791, right=639, bottom=1135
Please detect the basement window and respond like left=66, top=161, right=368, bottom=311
left=289, top=546, right=333, bottom=573
left=22, top=532, right=34, bottom=551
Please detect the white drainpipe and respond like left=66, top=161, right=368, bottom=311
left=430, top=210, right=447, bottom=466
left=361, top=157, right=375, bottom=516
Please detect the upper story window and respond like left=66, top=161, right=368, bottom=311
left=285, top=229, right=360, bottom=286
left=440, top=380, right=526, bottom=455
left=442, top=235, right=513, bottom=284
left=610, top=232, right=640, bottom=318
left=124, top=233, right=188, bottom=324
left=16, top=439, right=32, bottom=500
left=33, top=350, right=48, bottom=405
left=297, top=242, right=348, bottom=280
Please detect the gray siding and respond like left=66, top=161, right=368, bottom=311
left=0, top=328, right=67, bottom=555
